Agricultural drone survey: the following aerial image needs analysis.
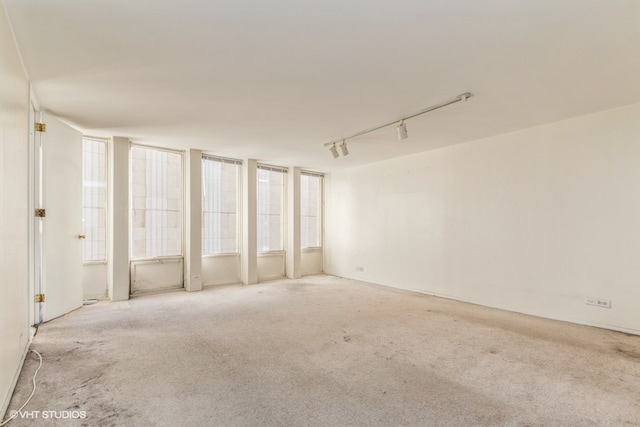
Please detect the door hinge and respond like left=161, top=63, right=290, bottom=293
left=35, top=122, right=46, bottom=132
left=35, top=208, right=46, bottom=218
left=35, top=294, right=45, bottom=303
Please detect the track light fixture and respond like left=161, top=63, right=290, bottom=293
left=397, top=120, right=408, bottom=141
left=329, top=144, right=339, bottom=159
left=340, top=140, right=349, bottom=156
left=329, top=140, right=350, bottom=158
left=324, top=92, right=473, bottom=158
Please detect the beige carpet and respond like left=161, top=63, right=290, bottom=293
left=4, top=275, right=640, bottom=426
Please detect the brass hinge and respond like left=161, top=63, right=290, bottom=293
left=35, top=208, right=46, bottom=218
left=35, top=294, right=45, bottom=303
left=35, top=122, right=46, bottom=132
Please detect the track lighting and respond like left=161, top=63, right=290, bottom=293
left=329, top=144, right=339, bottom=159
left=340, top=141, right=349, bottom=156
left=324, top=92, right=473, bottom=158
left=397, top=120, right=408, bottom=140
left=329, top=141, right=349, bottom=158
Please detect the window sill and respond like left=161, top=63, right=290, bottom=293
left=83, top=260, right=107, bottom=266
left=301, top=247, right=322, bottom=253
left=202, top=253, right=240, bottom=258
left=130, top=256, right=183, bottom=263
left=258, top=250, right=285, bottom=257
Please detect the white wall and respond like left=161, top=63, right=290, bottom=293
left=130, top=258, right=183, bottom=295
left=258, top=253, right=285, bottom=281
left=0, top=3, right=31, bottom=415
left=185, top=149, right=203, bottom=292
left=202, top=254, right=240, bottom=286
left=241, top=159, right=258, bottom=284
left=325, top=103, right=640, bottom=334
left=301, top=249, right=322, bottom=276
left=108, top=137, right=130, bottom=301
left=82, top=263, right=108, bottom=299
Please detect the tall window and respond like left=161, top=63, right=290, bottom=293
left=257, top=165, right=286, bottom=252
left=301, top=172, right=323, bottom=249
left=202, top=155, right=240, bottom=255
left=82, top=137, right=107, bottom=261
left=131, top=146, right=183, bottom=259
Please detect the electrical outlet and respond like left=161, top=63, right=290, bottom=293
left=585, top=297, right=611, bottom=309
left=355, top=266, right=364, bottom=272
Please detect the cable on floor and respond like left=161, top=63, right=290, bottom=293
left=0, top=350, right=43, bottom=426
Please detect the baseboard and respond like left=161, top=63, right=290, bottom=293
left=332, top=273, right=640, bottom=337
left=409, top=287, right=640, bottom=337
left=0, top=327, right=34, bottom=421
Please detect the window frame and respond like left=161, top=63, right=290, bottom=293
left=300, top=171, right=324, bottom=251
left=129, top=143, right=185, bottom=261
left=81, top=136, right=109, bottom=264
left=201, top=154, right=242, bottom=257
left=256, top=164, right=288, bottom=254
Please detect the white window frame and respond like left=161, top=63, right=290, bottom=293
left=300, top=171, right=324, bottom=250
left=202, top=154, right=242, bottom=256
left=257, top=164, right=287, bottom=254
left=81, top=136, right=108, bottom=263
left=129, top=144, right=184, bottom=261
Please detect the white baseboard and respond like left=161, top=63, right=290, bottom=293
left=0, top=327, right=35, bottom=422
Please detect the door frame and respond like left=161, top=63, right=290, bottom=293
left=29, top=106, right=44, bottom=325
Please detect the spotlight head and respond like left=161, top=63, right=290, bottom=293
left=397, top=121, right=408, bottom=140
left=340, top=142, right=349, bottom=156
left=329, top=144, right=339, bottom=159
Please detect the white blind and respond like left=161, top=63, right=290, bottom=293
left=301, top=173, right=322, bottom=248
left=202, top=155, right=240, bottom=255
left=258, top=164, right=288, bottom=174
left=257, top=167, right=285, bottom=251
left=82, top=137, right=108, bottom=261
left=301, top=170, right=325, bottom=178
left=202, top=154, right=242, bottom=165
left=130, top=145, right=183, bottom=259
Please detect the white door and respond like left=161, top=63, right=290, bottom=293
left=34, top=112, right=83, bottom=322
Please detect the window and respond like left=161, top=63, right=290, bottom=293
left=301, top=172, right=323, bottom=249
left=131, top=145, right=183, bottom=259
left=82, top=137, right=107, bottom=261
left=202, top=155, right=241, bottom=255
left=257, top=165, right=286, bottom=252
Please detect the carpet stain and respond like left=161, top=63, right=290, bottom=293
left=615, top=346, right=640, bottom=361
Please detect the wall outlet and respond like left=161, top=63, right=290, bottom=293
left=355, top=266, right=364, bottom=272
left=585, top=297, right=611, bottom=309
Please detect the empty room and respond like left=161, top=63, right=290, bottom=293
left=1, top=1, right=639, bottom=426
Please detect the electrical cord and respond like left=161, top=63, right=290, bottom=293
left=0, top=350, right=43, bottom=426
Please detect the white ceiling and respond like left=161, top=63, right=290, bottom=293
left=5, top=0, right=640, bottom=171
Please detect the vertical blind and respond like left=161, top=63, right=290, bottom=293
left=82, top=137, right=107, bottom=261
left=202, top=155, right=241, bottom=255
left=257, top=165, right=286, bottom=251
left=301, top=171, right=323, bottom=248
left=130, top=145, right=183, bottom=259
